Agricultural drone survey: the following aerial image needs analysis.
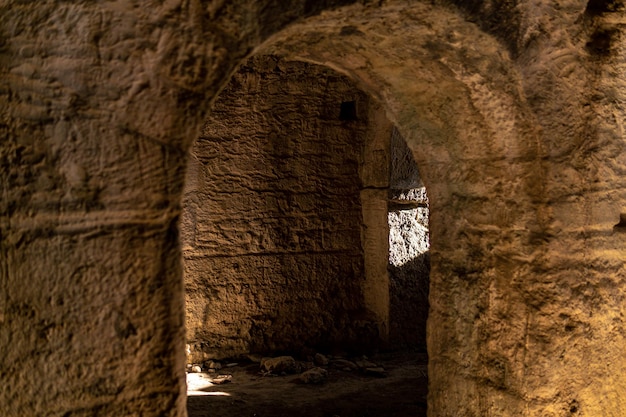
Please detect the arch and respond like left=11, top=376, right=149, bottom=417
left=388, top=127, right=431, bottom=351
left=1, top=1, right=541, bottom=415
left=255, top=4, right=542, bottom=415
left=182, top=56, right=386, bottom=359
left=182, top=56, right=434, bottom=416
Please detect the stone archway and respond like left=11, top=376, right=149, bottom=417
left=388, top=127, right=431, bottom=351
left=0, top=2, right=542, bottom=416
left=179, top=2, right=544, bottom=411
left=181, top=54, right=435, bottom=360
left=182, top=55, right=434, bottom=417
left=257, top=5, right=543, bottom=415
left=3, top=1, right=626, bottom=416
left=182, top=56, right=383, bottom=360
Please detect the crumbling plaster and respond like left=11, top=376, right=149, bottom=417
left=1, top=0, right=626, bottom=416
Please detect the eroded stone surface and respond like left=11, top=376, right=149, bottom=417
left=182, top=56, right=382, bottom=360
left=0, top=1, right=358, bottom=416
left=2, top=0, right=626, bottom=416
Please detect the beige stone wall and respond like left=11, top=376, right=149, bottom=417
left=182, top=56, right=382, bottom=360
left=0, top=1, right=356, bottom=416
left=2, top=0, right=626, bottom=416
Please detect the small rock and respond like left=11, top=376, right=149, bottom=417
left=210, top=374, right=232, bottom=385
left=314, top=353, right=329, bottom=366
left=225, top=362, right=238, bottom=368
left=296, top=367, right=328, bottom=384
left=330, top=359, right=358, bottom=371
left=299, top=361, right=315, bottom=372
left=191, top=365, right=202, bottom=373
left=206, top=360, right=222, bottom=370
left=364, top=367, right=387, bottom=377
left=261, top=356, right=299, bottom=374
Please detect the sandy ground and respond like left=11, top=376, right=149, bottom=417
left=187, top=351, right=428, bottom=417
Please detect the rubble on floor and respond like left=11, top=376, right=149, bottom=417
left=187, top=350, right=388, bottom=392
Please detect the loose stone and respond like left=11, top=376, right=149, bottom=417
left=261, top=356, right=299, bottom=374
left=331, top=359, right=358, bottom=371
left=296, top=367, right=328, bottom=384
left=355, top=359, right=378, bottom=369
left=314, top=353, right=329, bottom=366
left=210, top=374, right=233, bottom=385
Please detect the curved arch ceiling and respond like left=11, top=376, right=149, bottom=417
left=258, top=1, right=543, bottom=228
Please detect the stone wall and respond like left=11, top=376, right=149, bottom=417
left=182, top=56, right=380, bottom=360
left=0, top=2, right=357, bottom=416
left=3, top=1, right=626, bottom=416
left=259, top=2, right=626, bottom=415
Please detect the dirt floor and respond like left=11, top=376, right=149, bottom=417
left=187, top=351, right=428, bottom=417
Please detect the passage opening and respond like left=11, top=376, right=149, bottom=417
left=388, top=127, right=430, bottom=352
left=182, top=55, right=429, bottom=417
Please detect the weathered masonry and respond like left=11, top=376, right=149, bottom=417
left=2, top=1, right=626, bottom=416
left=182, top=55, right=430, bottom=361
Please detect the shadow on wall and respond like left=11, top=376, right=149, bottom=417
left=387, top=128, right=430, bottom=352
left=389, top=251, right=430, bottom=351
left=182, top=56, right=380, bottom=361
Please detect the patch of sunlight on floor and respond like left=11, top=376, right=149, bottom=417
left=188, top=391, right=231, bottom=397
left=187, top=373, right=232, bottom=397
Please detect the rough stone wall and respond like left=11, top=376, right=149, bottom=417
left=182, top=56, right=378, bottom=360
left=462, top=3, right=626, bottom=416
left=0, top=1, right=357, bottom=416
left=388, top=202, right=430, bottom=350
left=3, top=1, right=626, bottom=416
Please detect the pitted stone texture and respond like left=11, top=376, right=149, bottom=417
left=3, top=0, right=626, bottom=416
left=182, top=56, right=379, bottom=360
left=0, top=1, right=359, bottom=416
